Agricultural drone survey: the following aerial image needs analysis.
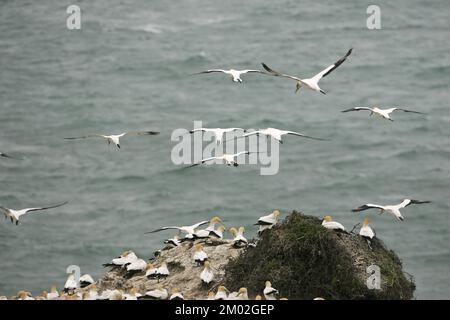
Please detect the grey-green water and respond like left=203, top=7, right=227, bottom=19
left=0, top=0, right=449, bottom=299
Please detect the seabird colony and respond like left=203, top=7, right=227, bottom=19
left=0, top=46, right=432, bottom=300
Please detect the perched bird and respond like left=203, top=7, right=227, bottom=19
left=359, top=217, right=375, bottom=239
left=17, top=291, right=34, bottom=300
left=262, top=48, right=352, bottom=94
left=157, top=262, right=170, bottom=280
left=214, top=286, right=229, bottom=300
left=193, top=244, right=208, bottom=266
left=321, top=215, right=346, bottom=231
left=192, top=69, right=264, bottom=83
left=169, top=288, right=184, bottom=300
left=207, top=291, right=215, bottom=300
left=241, top=127, right=326, bottom=144
left=187, top=151, right=255, bottom=168
left=103, top=251, right=138, bottom=268
left=352, top=199, right=431, bottom=221
left=145, top=262, right=159, bottom=279
left=64, top=270, right=78, bottom=293
left=189, top=128, right=246, bottom=144
left=109, top=290, right=124, bottom=301
left=0, top=201, right=68, bottom=225
left=255, top=210, right=280, bottom=236
left=46, top=286, right=60, bottom=300
left=200, top=261, right=214, bottom=285
left=123, top=288, right=141, bottom=300
left=228, top=288, right=249, bottom=300
left=210, top=225, right=226, bottom=240
left=341, top=107, right=426, bottom=121
left=64, top=131, right=160, bottom=149
left=263, top=281, right=279, bottom=300
left=79, top=274, right=95, bottom=288
left=141, top=287, right=168, bottom=300
left=194, top=216, right=224, bottom=238
left=255, top=295, right=262, bottom=300
left=125, top=258, right=147, bottom=278
left=229, top=227, right=248, bottom=247
left=147, top=220, right=209, bottom=238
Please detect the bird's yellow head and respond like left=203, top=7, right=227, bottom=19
left=195, top=243, right=204, bottom=251
left=272, top=210, right=280, bottom=218
left=265, top=281, right=272, bottom=287
left=323, top=215, right=333, bottom=222
left=146, top=262, right=155, bottom=270
left=171, top=287, right=180, bottom=294
left=229, top=227, right=237, bottom=235
left=363, top=217, right=370, bottom=226
left=255, top=295, right=262, bottom=300
left=218, top=285, right=228, bottom=293
left=210, top=216, right=222, bottom=224
left=50, top=286, right=57, bottom=293
left=238, top=287, right=247, bottom=294
left=204, top=261, right=210, bottom=268
left=217, top=225, right=226, bottom=232
left=238, top=226, right=245, bottom=233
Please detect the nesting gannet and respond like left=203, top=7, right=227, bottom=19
left=0, top=201, right=68, bottom=225
left=188, top=151, right=255, bottom=168
left=142, top=287, right=168, bottom=300
left=255, top=295, right=262, bottom=300
left=192, top=69, right=264, bottom=83
left=46, top=286, right=59, bottom=300
left=359, top=217, right=375, bottom=239
left=147, top=220, right=209, bottom=237
left=64, top=131, right=160, bottom=149
left=17, top=291, right=34, bottom=300
left=123, top=288, right=141, bottom=300
left=255, top=210, right=280, bottom=236
left=157, top=262, right=170, bottom=280
left=214, top=286, right=228, bottom=300
left=352, top=199, right=431, bottom=221
left=64, top=270, right=78, bottom=293
left=241, top=128, right=326, bottom=144
left=262, top=48, right=352, bottom=94
left=194, top=216, right=223, bottom=238
left=210, top=225, right=226, bottom=239
left=79, top=274, right=94, bottom=288
left=341, top=107, right=426, bottom=121
left=322, top=215, right=346, bottom=231
left=193, top=244, right=209, bottom=266
left=263, top=281, right=279, bottom=300
left=145, top=262, right=159, bottom=279
left=207, top=291, right=215, bottom=300
left=190, top=128, right=246, bottom=144
left=200, top=261, right=214, bottom=285
left=164, top=235, right=181, bottom=247
left=103, top=250, right=138, bottom=268
left=229, top=227, right=248, bottom=247
left=228, top=288, right=249, bottom=300
left=169, top=288, right=184, bottom=300
left=125, top=258, right=147, bottom=278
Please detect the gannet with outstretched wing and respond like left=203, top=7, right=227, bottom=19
left=341, top=107, right=426, bottom=121
left=241, top=127, right=326, bottom=143
left=0, top=201, right=68, bottom=225
left=193, top=69, right=264, bottom=83
left=352, top=199, right=431, bottom=221
left=64, top=131, right=159, bottom=149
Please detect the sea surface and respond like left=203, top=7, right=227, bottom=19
left=0, top=0, right=449, bottom=299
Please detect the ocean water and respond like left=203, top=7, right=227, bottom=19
left=0, top=0, right=449, bottom=299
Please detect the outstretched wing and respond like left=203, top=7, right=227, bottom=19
left=191, top=220, right=209, bottom=229
left=64, top=134, right=104, bottom=140
left=192, top=69, right=227, bottom=75
left=341, top=107, right=372, bottom=113
left=312, top=48, right=353, bottom=80
left=285, top=131, right=327, bottom=141
left=124, top=131, right=160, bottom=136
left=22, top=201, right=68, bottom=214
left=352, top=203, right=385, bottom=212
left=392, top=108, right=427, bottom=115
left=261, top=63, right=304, bottom=82
left=185, top=156, right=221, bottom=168
left=146, top=226, right=181, bottom=234
left=405, top=199, right=431, bottom=207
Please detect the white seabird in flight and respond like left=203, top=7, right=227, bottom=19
left=189, top=128, right=246, bottom=144
left=187, top=151, right=255, bottom=168
left=359, top=217, right=375, bottom=239
left=262, top=48, right=353, bottom=94
left=0, top=201, right=68, bottom=225
left=341, top=107, right=426, bottom=121
left=147, top=220, right=209, bottom=238
left=192, top=69, right=264, bottom=83
left=263, top=281, right=279, bottom=300
left=241, top=127, right=326, bottom=143
left=200, top=261, right=214, bottom=285
left=322, top=215, right=345, bottom=231
left=255, top=210, right=280, bottom=236
left=352, top=199, right=431, bottom=221
left=64, top=131, right=160, bottom=149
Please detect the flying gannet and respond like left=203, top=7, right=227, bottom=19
left=241, top=128, right=326, bottom=144
left=0, top=201, right=68, bottom=225
left=187, top=151, right=255, bottom=168
left=192, top=69, right=264, bottom=83
left=169, top=288, right=184, bottom=300
left=147, top=220, right=209, bottom=238
left=341, top=107, right=426, bottom=121
left=229, top=227, right=248, bottom=247
left=262, top=48, right=353, bottom=94
left=263, top=281, right=279, bottom=300
left=200, top=261, right=214, bottom=285
left=322, top=215, right=346, bottom=231
left=359, top=217, right=375, bottom=239
left=193, top=243, right=209, bottom=266
left=64, top=131, right=160, bottom=149
left=190, top=128, right=246, bottom=144
left=255, top=210, right=280, bottom=236
left=352, top=199, right=431, bottom=221
left=214, top=286, right=228, bottom=300
left=79, top=274, right=95, bottom=288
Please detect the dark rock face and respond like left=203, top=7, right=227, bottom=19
left=224, top=211, right=415, bottom=300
